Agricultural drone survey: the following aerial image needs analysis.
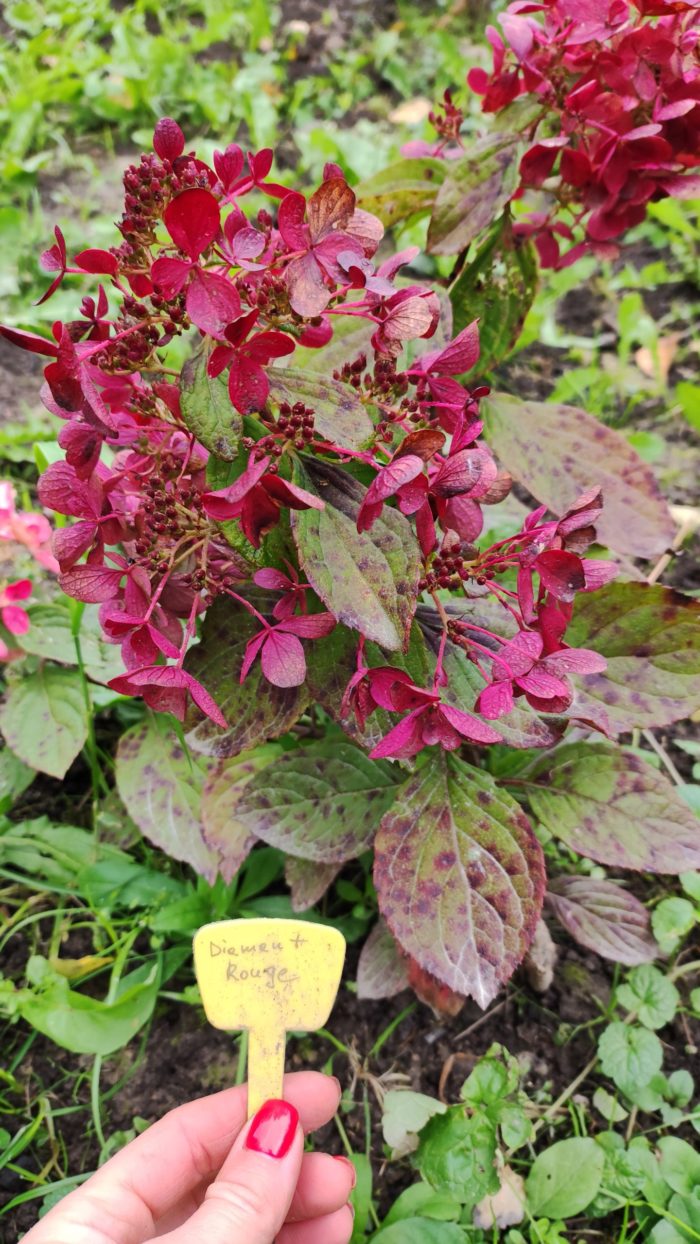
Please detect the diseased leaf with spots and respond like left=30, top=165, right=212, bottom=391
left=236, top=739, right=400, bottom=862
left=201, top=745, right=282, bottom=883
left=449, top=215, right=537, bottom=377
left=184, top=598, right=309, bottom=758
left=427, top=134, right=522, bottom=255
left=525, top=743, right=700, bottom=873
left=285, top=856, right=340, bottom=912
left=180, top=352, right=242, bottom=459
left=116, top=714, right=218, bottom=881
left=357, top=157, right=447, bottom=228
left=546, top=877, right=658, bottom=965
left=374, top=753, right=546, bottom=1008
left=565, top=581, right=700, bottom=731
left=482, top=393, right=675, bottom=558
left=292, top=458, right=420, bottom=651
left=0, top=665, right=88, bottom=779
left=357, top=919, right=409, bottom=1000
left=267, top=368, right=373, bottom=451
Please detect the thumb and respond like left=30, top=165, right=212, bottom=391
left=165, top=1099, right=303, bottom=1244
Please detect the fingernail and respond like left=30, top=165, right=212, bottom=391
left=245, top=1099, right=299, bottom=1159
left=333, top=1155, right=357, bottom=1188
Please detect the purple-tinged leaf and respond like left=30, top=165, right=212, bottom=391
left=292, top=459, right=421, bottom=651
left=286, top=857, right=341, bottom=912
left=482, top=393, right=675, bottom=558
left=374, top=752, right=546, bottom=1008
left=357, top=157, right=448, bottom=229
left=565, top=581, right=700, bottom=731
left=427, top=134, right=523, bottom=255
left=201, top=745, right=281, bottom=883
left=116, top=715, right=218, bottom=881
left=185, top=598, right=309, bottom=758
left=180, top=351, right=242, bottom=460
left=546, top=877, right=658, bottom=966
left=357, top=919, right=410, bottom=1000
left=267, top=369, right=374, bottom=452
left=525, top=743, right=700, bottom=873
left=236, top=739, right=399, bottom=862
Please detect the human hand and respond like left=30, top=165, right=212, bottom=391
left=22, top=1071, right=354, bottom=1244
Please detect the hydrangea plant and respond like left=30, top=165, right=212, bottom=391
left=2, top=116, right=699, bottom=1011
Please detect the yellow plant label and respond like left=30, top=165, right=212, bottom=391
left=193, top=917, right=346, bottom=1117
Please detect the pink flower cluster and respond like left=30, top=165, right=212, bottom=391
left=1, top=119, right=616, bottom=758
left=464, top=0, right=700, bottom=265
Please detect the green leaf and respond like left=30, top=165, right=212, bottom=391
left=371, top=1221, right=467, bottom=1244
left=427, top=133, right=522, bottom=256
left=482, top=394, right=675, bottom=558
left=593, top=1087, right=629, bottom=1124
left=21, top=602, right=124, bottom=683
left=0, top=747, right=34, bottom=813
left=381, top=1182, right=462, bottom=1225
left=374, top=753, right=545, bottom=1008
left=350, top=1152, right=373, bottom=1242
left=546, top=877, right=657, bottom=966
left=449, top=215, right=537, bottom=375
left=617, top=965, right=680, bottom=1030
left=680, top=872, right=700, bottom=902
left=416, top=1106, right=499, bottom=1203
left=201, top=746, right=282, bottom=883
left=0, top=818, right=98, bottom=887
left=565, top=582, right=700, bottom=733
left=652, top=897, right=696, bottom=954
left=525, top=744, right=700, bottom=873
left=0, top=665, right=88, bottom=778
left=267, top=368, right=373, bottom=451
left=184, top=598, right=310, bottom=758
left=526, top=1138, right=605, bottom=1219
left=589, top=1133, right=645, bottom=1218
left=598, top=1022, right=664, bottom=1096
left=357, top=157, right=447, bottom=228
left=292, top=458, right=420, bottom=651
left=180, top=352, right=242, bottom=460
left=382, top=1091, right=447, bottom=1156
left=658, top=1138, right=700, bottom=1197
left=17, top=955, right=162, bottom=1056
left=116, top=714, right=217, bottom=880
left=237, top=739, right=399, bottom=862
left=676, top=381, right=700, bottom=433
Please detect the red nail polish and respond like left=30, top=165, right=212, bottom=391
left=333, top=1155, right=357, bottom=1188
left=245, top=1099, right=299, bottom=1159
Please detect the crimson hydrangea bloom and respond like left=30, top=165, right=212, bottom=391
left=207, top=310, right=295, bottom=413
left=203, top=452, right=324, bottom=547
left=0, top=579, right=32, bottom=639
left=151, top=189, right=240, bottom=336
left=367, top=669, right=501, bottom=759
left=278, top=176, right=380, bottom=316
left=476, top=629, right=607, bottom=718
left=108, top=665, right=226, bottom=726
left=241, top=611, right=336, bottom=688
